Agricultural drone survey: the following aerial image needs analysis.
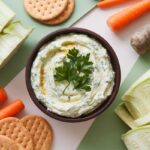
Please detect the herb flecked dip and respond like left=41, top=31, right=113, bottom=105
left=31, top=34, right=115, bottom=118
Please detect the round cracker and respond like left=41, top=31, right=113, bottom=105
left=42, top=0, right=75, bottom=25
left=24, top=0, right=68, bottom=21
left=0, top=118, right=34, bottom=150
left=21, top=115, right=53, bottom=150
left=0, top=135, right=19, bottom=150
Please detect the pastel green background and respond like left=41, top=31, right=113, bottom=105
left=0, top=0, right=97, bottom=86
left=78, top=52, right=150, bottom=149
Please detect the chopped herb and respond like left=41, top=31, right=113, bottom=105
left=54, top=48, right=93, bottom=94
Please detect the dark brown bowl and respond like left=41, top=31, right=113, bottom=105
left=26, top=28, right=121, bottom=123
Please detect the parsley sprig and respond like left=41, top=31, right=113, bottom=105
left=54, top=48, right=93, bottom=94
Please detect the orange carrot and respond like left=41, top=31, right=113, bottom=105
left=0, top=88, right=8, bottom=105
left=0, top=99, right=25, bottom=119
left=97, top=0, right=127, bottom=8
left=107, top=0, right=150, bottom=31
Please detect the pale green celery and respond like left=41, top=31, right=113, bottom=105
left=0, top=0, right=15, bottom=32
left=135, top=113, right=150, bottom=126
left=122, top=125, right=150, bottom=150
left=0, top=21, right=33, bottom=69
left=115, top=103, right=139, bottom=129
left=123, top=95, right=150, bottom=119
left=122, top=70, right=150, bottom=97
left=121, top=71, right=150, bottom=119
left=115, top=70, right=150, bottom=128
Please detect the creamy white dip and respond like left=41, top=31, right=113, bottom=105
left=31, top=34, right=115, bottom=118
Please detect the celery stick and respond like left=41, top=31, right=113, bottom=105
left=115, top=103, right=138, bottom=129
left=0, top=0, right=15, bottom=32
left=0, top=21, right=33, bottom=69
left=122, top=125, right=150, bottom=150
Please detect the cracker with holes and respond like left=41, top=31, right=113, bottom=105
left=24, top=0, right=68, bottom=21
left=0, top=135, right=21, bottom=150
left=42, top=0, right=75, bottom=25
left=0, top=118, right=34, bottom=150
left=21, top=115, right=53, bottom=150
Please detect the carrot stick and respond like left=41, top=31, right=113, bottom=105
left=107, top=0, right=150, bottom=31
left=0, top=99, right=25, bottom=119
left=97, top=0, right=127, bottom=8
left=0, top=88, right=8, bottom=105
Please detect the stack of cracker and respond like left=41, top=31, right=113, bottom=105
left=0, top=115, right=53, bottom=150
left=24, top=0, right=75, bottom=25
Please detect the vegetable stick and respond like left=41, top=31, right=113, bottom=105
left=0, top=88, right=8, bottom=105
left=107, top=0, right=150, bottom=31
left=0, top=21, right=33, bottom=69
left=97, top=0, right=127, bottom=8
left=0, top=99, right=25, bottom=120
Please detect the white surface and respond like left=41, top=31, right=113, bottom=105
left=5, top=5, right=150, bottom=150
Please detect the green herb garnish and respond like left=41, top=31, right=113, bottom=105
left=54, top=48, right=93, bottom=94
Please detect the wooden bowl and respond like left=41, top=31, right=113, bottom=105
left=26, top=28, right=121, bottom=122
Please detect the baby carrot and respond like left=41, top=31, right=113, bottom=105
left=97, top=0, right=127, bottom=8
left=0, top=99, right=25, bottom=120
left=107, top=0, right=150, bottom=31
left=0, top=88, right=8, bottom=105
